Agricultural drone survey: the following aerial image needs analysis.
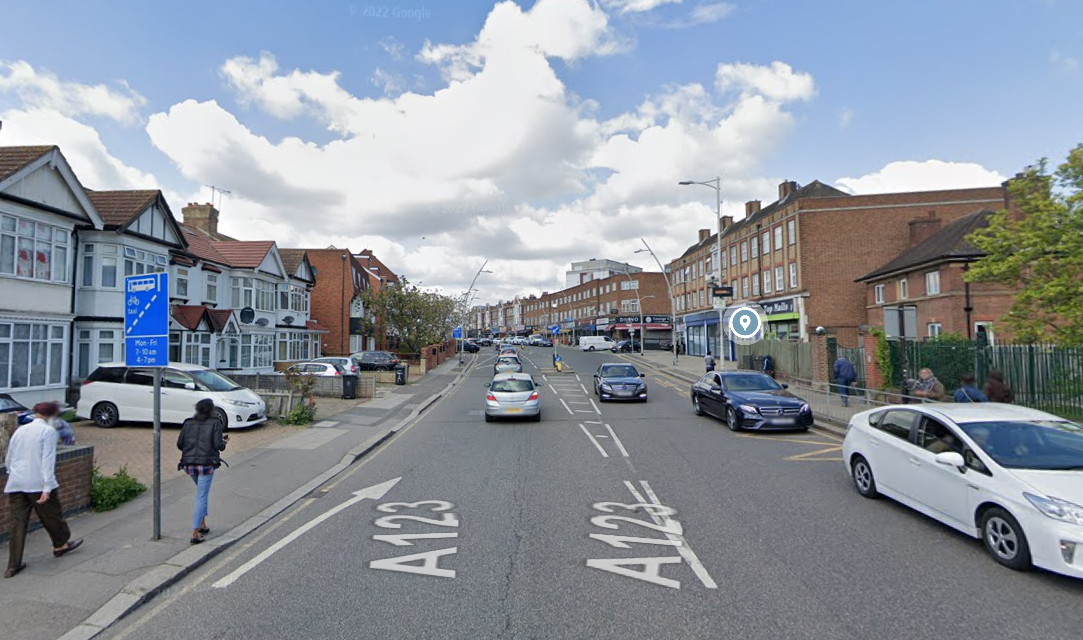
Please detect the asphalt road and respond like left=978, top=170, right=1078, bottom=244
left=102, top=345, right=1083, bottom=640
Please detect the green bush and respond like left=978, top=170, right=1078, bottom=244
left=279, top=402, right=317, bottom=426
left=90, top=466, right=147, bottom=512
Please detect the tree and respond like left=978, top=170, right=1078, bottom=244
left=359, top=278, right=458, bottom=354
left=964, top=143, right=1083, bottom=345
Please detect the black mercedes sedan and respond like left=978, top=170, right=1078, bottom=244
left=690, top=371, right=812, bottom=431
left=593, top=363, right=648, bottom=402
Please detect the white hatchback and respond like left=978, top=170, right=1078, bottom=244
left=77, top=362, right=267, bottom=429
left=842, top=403, right=1083, bottom=579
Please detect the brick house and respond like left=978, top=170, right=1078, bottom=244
left=354, top=250, right=401, bottom=351
left=856, top=209, right=1015, bottom=344
left=301, top=247, right=369, bottom=356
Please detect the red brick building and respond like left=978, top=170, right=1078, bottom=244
left=301, top=247, right=369, bottom=356
left=355, top=250, right=401, bottom=351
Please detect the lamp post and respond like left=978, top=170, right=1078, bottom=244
left=461, top=262, right=492, bottom=364
left=635, top=239, right=677, bottom=366
left=679, top=176, right=723, bottom=359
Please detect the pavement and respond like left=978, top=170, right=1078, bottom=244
left=0, top=359, right=469, bottom=640
left=88, top=344, right=1083, bottom=640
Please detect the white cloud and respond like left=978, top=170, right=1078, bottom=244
left=655, top=2, right=737, bottom=28
left=0, top=60, right=147, bottom=125
left=838, top=107, right=854, bottom=129
left=1050, top=51, right=1079, bottom=71
left=378, top=37, right=407, bottom=62
left=835, top=160, right=1006, bottom=195
left=601, top=0, right=683, bottom=14
left=371, top=68, right=406, bottom=96
left=715, top=61, right=817, bottom=102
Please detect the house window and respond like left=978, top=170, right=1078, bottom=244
left=124, top=247, right=166, bottom=277
left=184, top=333, right=212, bottom=368
left=169, top=331, right=182, bottom=363
left=773, top=226, right=782, bottom=251
left=620, top=280, right=639, bottom=290
left=752, top=274, right=760, bottom=296
left=898, top=278, right=909, bottom=300
left=241, top=333, right=274, bottom=368
left=789, top=263, right=797, bottom=289
left=761, top=231, right=770, bottom=254
left=0, top=215, right=69, bottom=283
left=787, top=219, right=796, bottom=245
left=730, top=246, right=737, bottom=266
left=232, top=277, right=255, bottom=308
left=206, top=274, right=218, bottom=303
left=82, top=244, right=94, bottom=287
left=175, top=268, right=189, bottom=298
left=925, top=271, right=941, bottom=296
left=0, top=322, right=67, bottom=388
left=927, top=323, right=942, bottom=338
left=621, top=299, right=639, bottom=313
left=277, top=331, right=311, bottom=361
left=730, top=280, right=737, bottom=300
left=742, top=277, right=750, bottom=298
left=874, top=284, right=885, bottom=304
left=775, top=267, right=784, bottom=292
left=763, top=271, right=772, bottom=294
left=740, top=242, right=748, bottom=262
left=750, top=237, right=759, bottom=258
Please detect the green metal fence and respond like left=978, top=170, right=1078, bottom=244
left=736, top=340, right=812, bottom=380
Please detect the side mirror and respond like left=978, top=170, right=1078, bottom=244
left=640, top=373, right=646, bottom=377
left=934, top=451, right=966, bottom=470
left=710, top=385, right=722, bottom=393
left=184, top=382, right=197, bottom=391
left=781, top=383, right=789, bottom=389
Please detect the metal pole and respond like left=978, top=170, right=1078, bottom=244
left=640, top=239, right=677, bottom=366
left=714, top=177, right=724, bottom=362
left=152, top=367, right=162, bottom=541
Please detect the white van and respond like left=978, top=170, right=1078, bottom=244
left=579, top=336, right=616, bottom=352
left=77, top=362, right=267, bottom=429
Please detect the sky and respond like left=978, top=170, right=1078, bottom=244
left=1, top=0, right=1080, bottom=305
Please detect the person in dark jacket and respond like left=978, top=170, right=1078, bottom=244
left=983, top=370, right=1014, bottom=403
left=762, top=354, right=775, bottom=378
left=177, top=399, right=228, bottom=544
left=832, top=356, right=857, bottom=407
left=954, top=373, right=989, bottom=403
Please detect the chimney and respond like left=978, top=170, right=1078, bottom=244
left=720, top=215, right=734, bottom=233
left=745, top=200, right=761, bottom=216
left=697, top=228, right=710, bottom=242
left=908, top=210, right=941, bottom=247
left=778, top=180, right=798, bottom=201
left=183, top=202, right=220, bottom=237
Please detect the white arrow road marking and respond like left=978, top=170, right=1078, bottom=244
left=579, top=424, right=609, bottom=457
left=623, top=480, right=717, bottom=589
left=213, top=477, right=401, bottom=588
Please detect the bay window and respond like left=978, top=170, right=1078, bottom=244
left=0, top=215, right=69, bottom=283
left=1, top=322, right=66, bottom=389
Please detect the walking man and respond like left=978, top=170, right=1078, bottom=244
left=954, top=374, right=989, bottom=403
left=5, top=401, right=83, bottom=579
left=833, top=356, right=857, bottom=407
left=704, top=350, right=716, bottom=373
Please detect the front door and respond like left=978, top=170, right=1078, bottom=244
left=866, top=409, right=922, bottom=497
left=908, top=416, right=974, bottom=530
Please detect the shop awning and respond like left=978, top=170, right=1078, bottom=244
left=607, top=323, right=671, bottom=331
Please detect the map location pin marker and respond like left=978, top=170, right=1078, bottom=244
left=739, top=314, right=751, bottom=331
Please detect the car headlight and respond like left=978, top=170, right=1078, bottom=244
left=800, top=403, right=810, bottom=413
left=599, top=383, right=612, bottom=391
left=1025, top=493, right=1083, bottom=525
left=225, top=399, right=252, bottom=407
left=739, top=404, right=759, bottom=415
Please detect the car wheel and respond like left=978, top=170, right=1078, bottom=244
left=532, top=412, right=542, bottom=422
left=92, top=402, right=119, bottom=428
left=215, top=408, right=230, bottom=429
left=850, top=455, right=878, bottom=499
left=485, top=414, right=494, bottom=423
left=726, top=407, right=741, bottom=431
left=588, top=346, right=595, bottom=352
left=692, top=395, right=705, bottom=416
left=981, top=507, right=1032, bottom=571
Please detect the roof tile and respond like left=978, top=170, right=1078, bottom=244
left=857, top=210, right=994, bottom=282
left=0, top=146, right=56, bottom=183
left=212, top=241, right=275, bottom=269
left=86, top=190, right=160, bottom=227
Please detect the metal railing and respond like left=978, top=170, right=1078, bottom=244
left=781, top=376, right=941, bottom=429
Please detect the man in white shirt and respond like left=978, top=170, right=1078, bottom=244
left=4, top=401, right=82, bottom=579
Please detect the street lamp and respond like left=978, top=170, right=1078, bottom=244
left=460, top=262, right=493, bottom=364
left=635, top=239, right=677, bottom=366
left=679, top=176, right=723, bottom=359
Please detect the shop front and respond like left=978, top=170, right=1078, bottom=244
left=603, top=315, right=672, bottom=347
left=682, top=310, right=730, bottom=359
left=761, top=297, right=802, bottom=340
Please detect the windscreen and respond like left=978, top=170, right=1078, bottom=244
left=491, top=379, right=534, bottom=393
left=722, top=374, right=782, bottom=392
left=960, top=420, right=1083, bottom=470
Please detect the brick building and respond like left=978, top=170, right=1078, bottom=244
left=856, top=209, right=1015, bottom=344
left=355, top=250, right=401, bottom=351
left=301, top=247, right=369, bottom=356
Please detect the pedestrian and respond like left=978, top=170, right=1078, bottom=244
left=4, top=401, right=83, bottom=579
left=832, top=356, right=857, bottom=407
left=953, top=373, right=989, bottom=403
left=762, top=354, right=775, bottom=379
left=983, top=369, right=1014, bottom=403
left=177, top=399, right=228, bottom=545
left=907, top=368, right=946, bottom=402
left=704, top=350, right=716, bottom=373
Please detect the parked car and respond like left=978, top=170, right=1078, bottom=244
left=0, top=393, right=28, bottom=415
left=690, top=371, right=812, bottom=431
left=539, top=338, right=554, bottom=347
left=77, top=362, right=267, bottom=429
left=351, top=351, right=401, bottom=371
left=579, top=336, right=616, bottom=352
left=286, top=362, right=346, bottom=377
left=484, top=373, right=542, bottom=422
left=843, top=403, right=1083, bottom=579
left=313, top=356, right=359, bottom=374
left=462, top=342, right=481, bottom=353
left=495, top=355, right=523, bottom=375
left=611, top=340, right=642, bottom=353
left=593, top=363, right=648, bottom=402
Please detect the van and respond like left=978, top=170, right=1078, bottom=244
left=77, top=362, right=267, bottom=429
left=579, top=336, right=616, bottom=352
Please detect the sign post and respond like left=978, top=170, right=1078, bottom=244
left=124, top=272, right=169, bottom=541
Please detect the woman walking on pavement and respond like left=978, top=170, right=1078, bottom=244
left=178, top=399, right=228, bottom=545
left=4, top=401, right=83, bottom=579
left=983, top=369, right=1014, bottom=403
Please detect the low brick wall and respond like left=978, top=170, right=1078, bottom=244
left=0, top=444, right=95, bottom=543
left=227, top=374, right=377, bottom=398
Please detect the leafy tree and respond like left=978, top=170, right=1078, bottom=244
left=359, top=278, right=458, bottom=353
left=965, top=144, right=1083, bottom=346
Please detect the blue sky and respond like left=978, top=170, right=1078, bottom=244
left=1, top=0, right=1080, bottom=302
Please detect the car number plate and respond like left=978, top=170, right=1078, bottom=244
left=772, top=417, right=795, bottom=425
left=505, top=408, right=522, bottom=413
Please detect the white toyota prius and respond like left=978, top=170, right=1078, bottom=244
left=842, top=403, right=1083, bottom=579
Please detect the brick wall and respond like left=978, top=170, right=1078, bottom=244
left=861, top=333, right=884, bottom=390
left=0, top=444, right=94, bottom=543
left=306, top=249, right=369, bottom=356
left=809, top=333, right=830, bottom=382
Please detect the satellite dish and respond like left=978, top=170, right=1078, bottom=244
left=255, top=318, right=269, bottom=327
left=239, top=307, right=255, bottom=324
left=283, top=316, right=295, bottom=325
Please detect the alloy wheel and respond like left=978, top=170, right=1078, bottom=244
left=985, top=517, right=1019, bottom=561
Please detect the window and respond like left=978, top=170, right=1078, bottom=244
left=876, top=409, right=919, bottom=441
left=232, top=277, right=255, bottom=308
left=761, top=231, right=770, bottom=254
left=917, top=417, right=964, bottom=454
left=762, top=271, right=772, bottom=294
left=773, top=226, right=782, bottom=251
left=927, top=323, right=943, bottom=338
left=0, top=215, right=69, bottom=283
left=874, top=284, right=885, bottom=304
left=740, top=241, right=748, bottom=262
left=620, top=280, right=639, bottom=290
left=789, top=263, right=797, bottom=289
left=277, top=331, right=312, bottom=361
left=730, top=246, right=737, bottom=266
left=750, top=237, right=758, bottom=258
left=621, top=299, right=639, bottom=313
left=124, top=247, right=166, bottom=277
left=898, top=278, right=909, bottom=300
left=0, top=321, right=67, bottom=388
left=925, top=271, right=940, bottom=296
left=241, top=333, right=274, bottom=368
left=752, top=274, right=760, bottom=296
left=742, top=277, right=750, bottom=298
left=169, top=331, right=181, bottom=363
left=975, top=322, right=994, bottom=345
left=184, top=333, right=212, bottom=368
left=787, top=219, right=796, bottom=245
left=206, top=274, right=218, bottom=302
left=175, top=268, right=189, bottom=298
left=82, top=245, right=94, bottom=287
left=775, top=267, right=784, bottom=292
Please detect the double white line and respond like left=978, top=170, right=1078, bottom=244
left=578, top=423, right=629, bottom=458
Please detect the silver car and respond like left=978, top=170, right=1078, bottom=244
left=485, top=373, right=542, bottom=422
left=494, top=354, right=523, bottom=374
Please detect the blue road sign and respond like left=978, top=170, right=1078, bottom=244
left=550, top=324, right=560, bottom=334
left=125, top=273, right=169, bottom=367
left=453, top=326, right=463, bottom=339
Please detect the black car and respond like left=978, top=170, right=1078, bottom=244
left=539, top=338, right=554, bottom=347
left=0, top=393, right=28, bottom=414
left=351, top=351, right=401, bottom=371
left=462, top=342, right=481, bottom=353
left=611, top=340, right=641, bottom=353
left=593, top=363, right=647, bottom=402
left=690, top=371, right=812, bottom=431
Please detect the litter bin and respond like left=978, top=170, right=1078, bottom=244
left=341, top=373, right=358, bottom=399
left=741, top=355, right=754, bottom=370
left=395, top=364, right=407, bottom=386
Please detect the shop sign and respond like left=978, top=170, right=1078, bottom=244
left=763, top=298, right=795, bottom=315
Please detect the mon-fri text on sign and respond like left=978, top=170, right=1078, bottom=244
left=125, top=273, right=169, bottom=367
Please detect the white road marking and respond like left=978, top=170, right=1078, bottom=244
left=567, top=401, right=590, bottom=405
left=213, top=477, right=401, bottom=589
left=585, top=557, right=682, bottom=589
left=627, top=481, right=718, bottom=590
left=373, top=532, right=459, bottom=546
left=575, top=374, right=581, bottom=381
left=605, top=424, right=629, bottom=457
left=542, top=375, right=549, bottom=381
left=576, top=410, right=595, bottom=413
left=584, top=420, right=603, bottom=425
left=579, top=424, right=609, bottom=457
left=594, top=434, right=609, bottom=438
left=560, top=398, right=575, bottom=415
left=580, top=384, right=591, bottom=395
left=370, top=547, right=458, bottom=578
left=589, top=398, right=602, bottom=414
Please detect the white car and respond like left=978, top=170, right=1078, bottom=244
left=842, top=403, right=1083, bottom=579
left=286, top=361, right=347, bottom=377
left=77, top=362, right=267, bottom=429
